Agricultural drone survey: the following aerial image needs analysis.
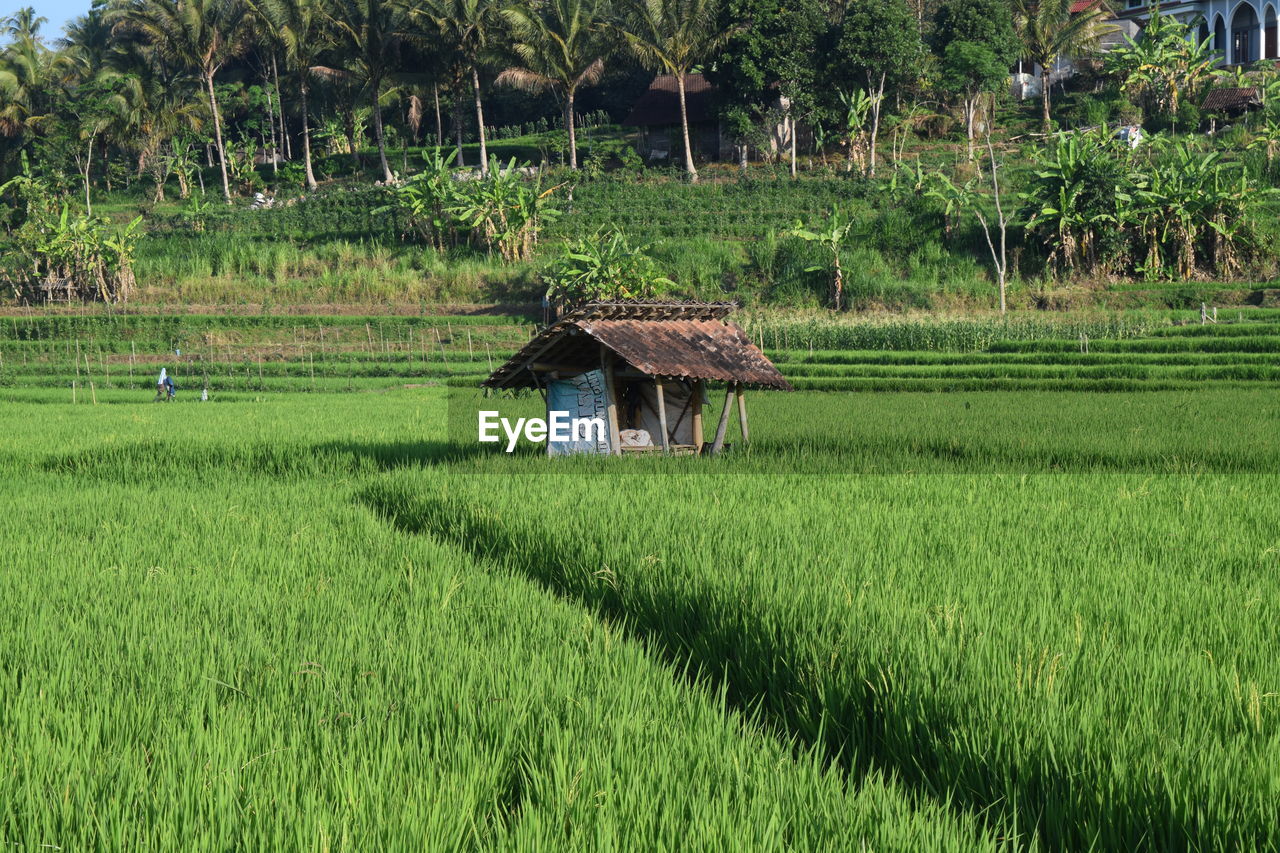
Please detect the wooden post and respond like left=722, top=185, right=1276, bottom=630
left=600, top=345, right=621, bottom=456
left=434, top=328, right=449, bottom=366
left=655, top=378, right=670, bottom=453
left=692, top=380, right=704, bottom=452
left=735, top=384, right=749, bottom=447
left=710, top=382, right=735, bottom=454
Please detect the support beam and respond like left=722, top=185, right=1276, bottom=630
left=655, top=377, right=670, bottom=453
left=691, top=380, right=704, bottom=452
left=736, top=384, right=749, bottom=448
left=710, top=382, right=735, bottom=455
left=600, top=345, right=621, bottom=456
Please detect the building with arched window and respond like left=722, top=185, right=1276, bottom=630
left=1116, top=0, right=1280, bottom=64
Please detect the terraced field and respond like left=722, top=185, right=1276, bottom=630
left=3, top=309, right=1280, bottom=398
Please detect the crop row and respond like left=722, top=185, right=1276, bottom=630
left=0, top=394, right=991, bottom=849
left=990, top=336, right=1280, bottom=353
left=369, top=390, right=1280, bottom=849
left=0, top=313, right=535, bottom=343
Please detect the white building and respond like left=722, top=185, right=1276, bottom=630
left=1115, top=0, right=1280, bottom=64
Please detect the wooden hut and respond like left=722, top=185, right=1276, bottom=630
left=482, top=301, right=791, bottom=455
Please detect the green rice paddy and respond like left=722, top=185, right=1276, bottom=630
left=2, top=310, right=1278, bottom=849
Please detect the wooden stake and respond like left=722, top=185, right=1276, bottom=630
left=467, top=330, right=474, bottom=361
left=435, top=328, right=448, bottom=365
left=735, top=384, right=749, bottom=447
left=655, top=378, right=670, bottom=453
left=711, top=383, right=735, bottom=455
left=485, top=342, right=493, bottom=372
left=90, top=381, right=97, bottom=405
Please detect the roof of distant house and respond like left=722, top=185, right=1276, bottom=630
left=1202, top=87, right=1263, bottom=113
left=622, top=74, right=718, bottom=127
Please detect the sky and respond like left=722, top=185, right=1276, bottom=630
left=32, top=0, right=88, bottom=40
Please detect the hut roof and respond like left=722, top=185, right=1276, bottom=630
left=1202, top=87, right=1263, bottom=114
left=622, top=74, right=718, bottom=127
left=483, top=301, right=792, bottom=391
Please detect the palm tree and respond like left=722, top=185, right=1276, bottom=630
left=255, top=0, right=331, bottom=189
left=108, top=41, right=206, bottom=195
left=617, top=0, right=733, bottom=181
left=3, top=7, right=46, bottom=42
left=498, top=0, right=607, bottom=169
left=1012, top=0, right=1112, bottom=134
left=57, top=8, right=114, bottom=82
left=318, top=0, right=415, bottom=183
left=110, top=0, right=250, bottom=202
left=0, top=19, right=54, bottom=140
left=423, top=0, right=500, bottom=175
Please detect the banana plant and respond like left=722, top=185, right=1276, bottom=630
left=836, top=89, right=875, bottom=175
left=788, top=206, right=855, bottom=310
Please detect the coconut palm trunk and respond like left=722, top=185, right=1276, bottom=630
left=1041, top=64, right=1052, bottom=133
left=300, top=82, right=317, bottom=189
left=454, top=99, right=466, bottom=167
left=371, top=88, right=393, bottom=182
left=472, top=66, right=489, bottom=175
left=204, top=71, right=232, bottom=202
left=565, top=87, right=578, bottom=168
left=676, top=73, right=696, bottom=181
left=433, top=84, right=443, bottom=147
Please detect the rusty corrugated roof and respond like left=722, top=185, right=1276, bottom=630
left=483, top=301, right=792, bottom=390
left=1202, top=87, right=1262, bottom=114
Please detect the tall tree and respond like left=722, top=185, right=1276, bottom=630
left=1012, top=0, right=1111, bottom=133
left=707, top=0, right=824, bottom=173
left=497, top=0, right=609, bottom=169
left=825, top=0, right=921, bottom=176
left=110, top=0, right=250, bottom=202
left=932, top=0, right=1019, bottom=157
left=255, top=0, right=331, bottom=189
left=319, top=0, right=416, bottom=183
left=0, top=15, right=54, bottom=142
left=424, top=0, right=500, bottom=175
left=618, top=0, right=734, bottom=181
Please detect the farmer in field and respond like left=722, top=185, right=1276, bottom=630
left=155, top=368, right=176, bottom=401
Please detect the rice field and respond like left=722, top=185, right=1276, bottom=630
left=5, top=308, right=1280, bottom=397
left=3, top=311, right=1279, bottom=850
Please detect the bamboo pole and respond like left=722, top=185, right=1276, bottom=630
left=655, top=378, right=670, bottom=453
left=691, top=380, right=704, bottom=451
left=600, top=345, right=621, bottom=456
left=710, top=383, right=735, bottom=455
left=435, top=328, right=448, bottom=366
left=735, top=384, right=749, bottom=447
